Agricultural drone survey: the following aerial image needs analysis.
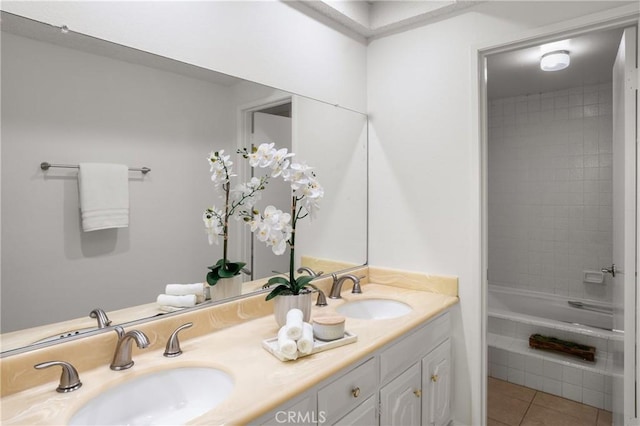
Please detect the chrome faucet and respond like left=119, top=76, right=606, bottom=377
left=110, top=326, right=150, bottom=371
left=328, top=273, right=362, bottom=299
left=297, top=266, right=324, bottom=277
left=89, top=308, right=112, bottom=329
left=34, top=360, right=82, bottom=393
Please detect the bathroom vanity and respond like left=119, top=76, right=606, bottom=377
left=257, top=310, right=452, bottom=425
left=0, top=267, right=458, bottom=425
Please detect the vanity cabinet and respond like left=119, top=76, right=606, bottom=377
left=254, top=311, right=451, bottom=426
left=379, top=363, right=421, bottom=425
left=422, top=339, right=451, bottom=426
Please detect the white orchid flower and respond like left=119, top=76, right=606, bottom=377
left=249, top=143, right=276, bottom=168
left=203, top=208, right=224, bottom=245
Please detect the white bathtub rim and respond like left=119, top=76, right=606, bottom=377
left=488, top=284, right=615, bottom=309
left=489, top=308, right=623, bottom=341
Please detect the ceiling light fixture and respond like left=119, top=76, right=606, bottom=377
left=540, top=50, right=570, bottom=71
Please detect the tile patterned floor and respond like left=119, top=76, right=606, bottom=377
left=488, top=377, right=612, bottom=426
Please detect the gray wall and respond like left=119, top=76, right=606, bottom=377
left=1, top=33, right=236, bottom=332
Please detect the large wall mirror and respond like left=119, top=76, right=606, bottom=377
left=0, top=12, right=368, bottom=355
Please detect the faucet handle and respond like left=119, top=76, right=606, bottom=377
left=352, top=275, right=366, bottom=294
left=315, top=289, right=328, bottom=306
left=164, top=322, right=193, bottom=357
left=34, top=361, right=82, bottom=393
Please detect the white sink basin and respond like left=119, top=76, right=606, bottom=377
left=69, top=367, right=233, bottom=425
left=336, top=299, right=412, bottom=320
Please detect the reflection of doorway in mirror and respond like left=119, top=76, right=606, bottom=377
left=250, top=105, right=292, bottom=280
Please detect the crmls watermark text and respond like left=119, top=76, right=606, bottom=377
left=274, top=410, right=327, bottom=424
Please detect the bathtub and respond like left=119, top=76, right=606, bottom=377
left=487, top=285, right=620, bottom=410
left=488, top=285, right=616, bottom=334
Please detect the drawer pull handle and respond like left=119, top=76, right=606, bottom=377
left=431, top=374, right=439, bottom=382
left=351, top=387, right=360, bottom=398
left=413, top=389, right=422, bottom=398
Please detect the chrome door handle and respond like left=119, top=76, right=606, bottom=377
left=601, top=264, right=616, bottom=277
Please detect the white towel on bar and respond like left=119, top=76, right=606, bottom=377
left=78, top=163, right=129, bottom=232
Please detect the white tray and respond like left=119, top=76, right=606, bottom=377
left=262, top=331, right=357, bottom=362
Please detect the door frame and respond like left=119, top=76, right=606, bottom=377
left=236, top=95, right=293, bottom=281
left=473, top=5, right=639, bottom=424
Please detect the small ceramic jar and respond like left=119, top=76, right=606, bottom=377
left=312, top=315, right=346, bottom=341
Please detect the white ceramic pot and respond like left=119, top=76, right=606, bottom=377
left=209, top=274, right=243, bottom=301
left=273, top=291, right=312, bottom=327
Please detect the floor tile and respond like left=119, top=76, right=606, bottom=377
left=522, top=404, right=596, bottom=426
left=489, top=376, right=536, bottom=402
left=597, top=410, right=612, bottom=426
left=488, top=390, right=530, bottom=426
left=488, top=418, right=511, bottom=426
left=532, top=392, right=598, bottom=424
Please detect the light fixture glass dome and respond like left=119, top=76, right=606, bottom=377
left=540, top=50, right=570, bottom=72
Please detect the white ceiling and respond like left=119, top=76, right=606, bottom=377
left=487, top=27, right=624, bottom=99
left=301, top=0, right=479, bottom=38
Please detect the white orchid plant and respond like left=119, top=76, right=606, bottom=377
left=203, top=142, right=323, bottom=298
left=240, top=143, right=324, bottom=301
left=203, top=150, right=267, bottom=286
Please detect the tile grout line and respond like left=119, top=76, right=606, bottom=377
left=518, top=390, right=538, bottom=426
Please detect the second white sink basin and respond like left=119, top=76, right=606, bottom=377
left=69, top=367, right=233, bottom=425
left=336, top=299, right=412, bottom=320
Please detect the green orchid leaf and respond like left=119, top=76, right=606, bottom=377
left=206, top=271, right=220, bottom=286
left=224, top=261, right=246, bottom=275
left=218, top=268, right=235, bottom=278
left=267, top=276, right=292, bottom=287
left=265, top=285, right=292, bottom=301
left=295, top=275, right=315, bottom=288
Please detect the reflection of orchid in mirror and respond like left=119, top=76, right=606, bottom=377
left=239, top=142, right=324, bottom=300
left=202, top=150, right=267, bottom=286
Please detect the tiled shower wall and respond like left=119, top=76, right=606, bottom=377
left=488, top=83, right=613, bottom=302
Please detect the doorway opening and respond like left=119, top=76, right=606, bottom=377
left=481, top=24, right=637, bottom=426
left=238, top=98, right=293, bottom=281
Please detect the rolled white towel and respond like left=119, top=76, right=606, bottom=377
left=156, top=294, right=197, bottom=308
left=165, top=283, right=204, bottom=296
left=277, top=350, right=298, bottom=361
left=165, top=283, right=205, bottom=303
left=297, top=322, right=314, bottom=355
left=285, top=309, right=304, bottom=340
left=277, top=326, right=298, bottom=357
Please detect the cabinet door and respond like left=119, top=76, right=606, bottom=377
left=380, top=363, right=421, bottom=426
left=332, top=395, right=377, bottom=426
left=422, top=339, right=451, bottom=426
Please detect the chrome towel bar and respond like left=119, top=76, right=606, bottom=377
left=40, top=162, right=150, bottom=174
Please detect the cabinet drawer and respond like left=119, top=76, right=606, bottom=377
left=331, top=395, right=377, bottom=426
left=380, top=311, right=450, bottom=385
left=318, top=357, right=377, bottom=424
